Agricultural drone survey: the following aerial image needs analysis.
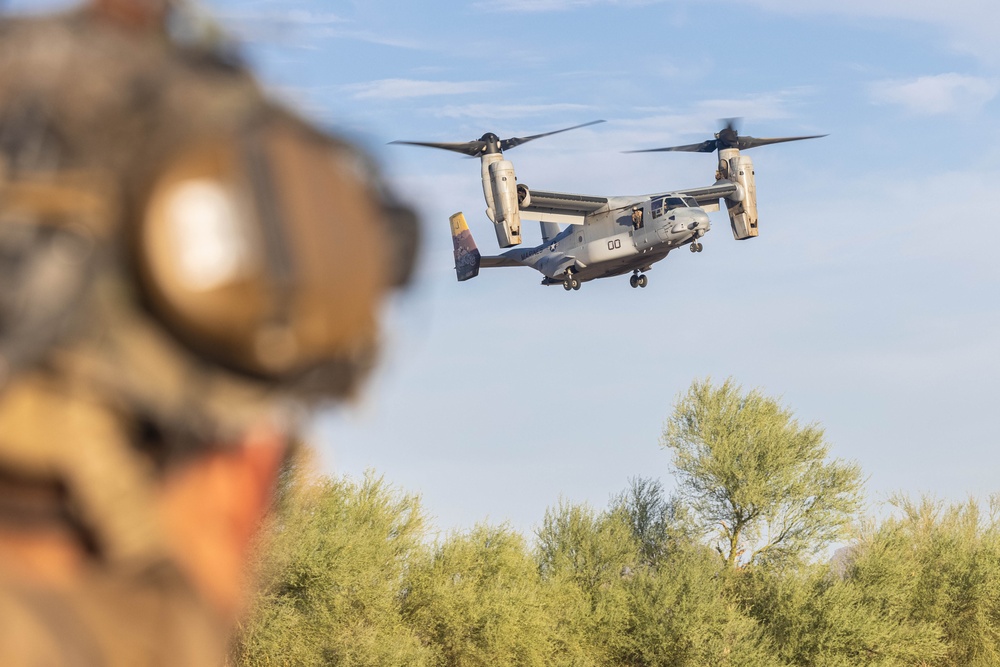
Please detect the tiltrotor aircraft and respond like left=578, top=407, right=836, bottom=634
left=393, top=120, right=824, bottom=290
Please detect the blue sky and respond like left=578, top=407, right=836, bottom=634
left=9, top=0, right=1000, bottom=536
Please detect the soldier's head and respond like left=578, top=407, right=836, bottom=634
left=0, top=0, right=418, bottom=638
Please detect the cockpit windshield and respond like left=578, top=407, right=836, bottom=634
left=650, top=195, right=700, bottom=218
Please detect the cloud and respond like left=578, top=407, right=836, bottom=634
left=434, top=103, right=593, bottom=120
left=216, top=9, right=347, bottom=25
left=212, top=7, right=429, bottom=50
left=343, top=79, right=500, bottom=101
left=871, top=74, right=999, bottom=115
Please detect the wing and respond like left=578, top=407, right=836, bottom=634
left=671, top=182, right=740, bottom=212
left=520, top=190, right=609, bottom=225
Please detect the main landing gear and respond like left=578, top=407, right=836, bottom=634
left=562, top=275, right=581, bottom=291
left=629, top=271, right=648, bottom=289
left=689, top=242, right=704, bottom=253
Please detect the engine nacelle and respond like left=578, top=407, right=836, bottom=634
left=720, top=151, right=758, bottom=240
left=487, top=159, right=522, bottom=247
left=516, top=183, right=531, bottom=209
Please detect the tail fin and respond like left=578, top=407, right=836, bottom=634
left=449, top=212, right=481, bottom=281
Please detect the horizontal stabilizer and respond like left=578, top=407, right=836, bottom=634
left=449, top=212, right=481, bottom=281
left=481, top=255, right=521, bottom=268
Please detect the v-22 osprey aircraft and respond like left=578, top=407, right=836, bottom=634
left=393, top=120, right=824, bottom=290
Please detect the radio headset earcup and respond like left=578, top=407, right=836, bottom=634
left=138, top=115, right=391, bottom=393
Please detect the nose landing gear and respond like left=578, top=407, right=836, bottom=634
left=629, top=271, right=648, bottom=288
left=563, top=273, right=581, bottom=291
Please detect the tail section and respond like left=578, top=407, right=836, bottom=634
left=449, top=212, right=481, bottom=281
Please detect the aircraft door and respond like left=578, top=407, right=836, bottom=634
left=632, top=202, right=657, bottom=252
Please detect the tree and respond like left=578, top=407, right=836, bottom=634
left=535, top=500, right=639, bottom=665
left=232, top=469, right=431, bottom=667
left=622, top=543, right=777, bottom=667
left=740, top=560, right=946, bottom=666
left=662, top=378, right=864, bottom=568
left=854, top=495, right=1000, bottom=666
left=402, top=524, right=553, bottom=667
left=611, top=476, right=694, bottom=568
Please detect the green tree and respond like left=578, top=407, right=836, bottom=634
left=612, top=476, right=692, bottom=568
left=662, top=378, right=864, bottom=567
left=623, top=544, right=778, bottom=667
left=855, top=495, right=1000, bottom=666
left=403, top=524, right=553, bottom=667
left=232, top=469, right=431, bottom=667
left=741, top=560, right=946, bottom=666
left=535, top=500, right=638, bottom=665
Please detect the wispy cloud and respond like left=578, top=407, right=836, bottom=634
left=619, top=90, right=812, bottom=132
left=216, top=9, right=348, bottom=25
left=212, top=7, right=429, bottom=50
left=435, top=103, right=593, bottom=120
left=871, top=74, right=999, bottom=115
left=343, top=79, right=500, bottom=101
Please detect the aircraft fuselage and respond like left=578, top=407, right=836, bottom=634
left=503, top=195, right=711, bottom=285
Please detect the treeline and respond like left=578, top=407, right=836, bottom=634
left=232, top=380, right=1000, bottom=666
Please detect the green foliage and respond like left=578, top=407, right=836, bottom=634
left=535, top=498, right=774, bottom=667
left=662, top=378, right=864, bottom=567
left=403, top=524, right=553, bottom=667
left=231, top=469, right=430, bottom=667
left=622, top=544, right=777, bottom=667
left=231, top=386, right=1000, bottom=667
left=611, top=477, right=694, bottom=568
left=741, top=561, right=946, bottom=666
left=853, top=495, right=1000, bottom=666
left=535, top=500, right=637, bottom=665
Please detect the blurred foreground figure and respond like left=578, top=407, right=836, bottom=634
left=0, top=0, right=417, bottom=663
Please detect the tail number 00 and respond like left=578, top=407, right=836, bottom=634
left=607, top=239, right=622, bottom=250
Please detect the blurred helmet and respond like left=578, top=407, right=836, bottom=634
left=0, top=4, right=419, bottom=563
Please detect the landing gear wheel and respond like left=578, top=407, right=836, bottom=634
left=695, top=243, right=704, bottom=252
left=689, top=243, right=698, bottom=253
left=572, top=279, right=581, bottom=291
left=629, top=274, right=639, bottom=288
left=638, top=274, right=648, bottom=288
left=563, top=280, right=572, bottom=291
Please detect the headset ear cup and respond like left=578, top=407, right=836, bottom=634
left=138, top=119, right=391, bottom=387
left=252, top=120, right=388, bottom=376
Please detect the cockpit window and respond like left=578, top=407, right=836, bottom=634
left=651, top=197, right=664, bottom=218
left=653, top=195, right=699, bottom=217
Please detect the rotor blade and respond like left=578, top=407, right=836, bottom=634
left=499, top=120, right=605, bottom=151
left=737, top=134, right=828, bottom=150
left=624, top=139, right=719, bottom=154
left=389, top=139, right=487, bottom=157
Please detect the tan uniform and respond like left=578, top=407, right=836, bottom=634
left=0, top=3, right=269, bottom=534
left=0, top=565, right=226, bottom=667
left=0, top=10, right=274, bottom=665
left=0, top=6, right=417, bottom=663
